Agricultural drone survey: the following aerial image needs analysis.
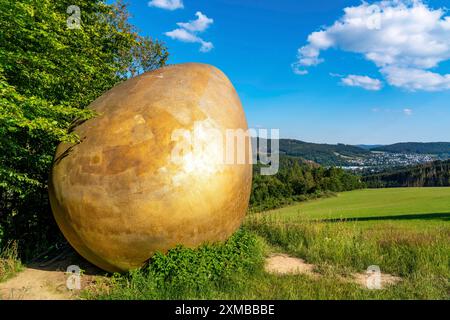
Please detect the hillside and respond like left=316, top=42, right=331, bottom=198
left=256, top=138, right=369, bottom=166
left=250, top=154, right=363, bottom=211
left=363, top=159, right=450, bottom=188
left=356, top=144, right=384, bottom=150
left=373, top=142, right=450, bottom=155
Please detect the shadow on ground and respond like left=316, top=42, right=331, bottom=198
left=26, top=242, right=106, bottom=276
left=319, top=212, right=450, bottom=223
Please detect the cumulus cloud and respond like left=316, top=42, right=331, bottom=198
left=165, top=28, right=213, bottom=52
left=293, top=0, right=450, bottom=91
left=382, top=66, right=450, bottom=91
left=341, top=75, right=383, bottom=90
left=165, top=12, right=214, bottom=52
left=148, top=0, right=184, bottom=11
left=177, top=12, right=213, bottom=32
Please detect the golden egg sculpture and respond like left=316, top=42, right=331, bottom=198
left=49, top=63, right=252, bottom=272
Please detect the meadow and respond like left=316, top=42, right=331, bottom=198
left=263, top=187, right=450, bottom=229
left=84, top=187, right=450, bottom=300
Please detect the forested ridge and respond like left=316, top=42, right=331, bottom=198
left=250, top=156, right=364, bottom=211
left=373, top=142, right=450, bottom=155
left=363, top=160, right=450, bottom=188
left=277, top=139, right=369, bottom=166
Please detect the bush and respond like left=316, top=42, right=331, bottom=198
left=88, top=229, right=264, bottom=300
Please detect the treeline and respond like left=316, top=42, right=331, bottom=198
left=250, top=156, right=364, bottom=211
left=373, top=142, right=450, bottom=155
left=277, top=139, right=369, bottom=166
left=363, top=160, right=450, bottom=188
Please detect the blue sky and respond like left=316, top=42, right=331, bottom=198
left=125, top=0, right=450, bottom=144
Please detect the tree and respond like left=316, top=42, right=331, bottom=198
left=0, top=0, right=168, bottom=256
left=250, top=155, right=364, bottom=212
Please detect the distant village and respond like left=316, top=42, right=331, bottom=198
left=341, top=151, right=448, bottom=172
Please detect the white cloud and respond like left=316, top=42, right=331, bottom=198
left=148, top=0, right=184, bottom=11
left=177, top=12, right=213, bottom=32
left=403, top=108, right=413, bottom=116
left=341, top=75, right=383, bottom=91
left=382, top=66, right=450, bottom=91
left=293, top=0, right=450, bottom=91
left=165, top=12, right=214, bottom=52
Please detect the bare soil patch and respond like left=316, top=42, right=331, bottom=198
left=264, top=253, right=401, bottom=289
left=0, top=246, right=104, bottom=300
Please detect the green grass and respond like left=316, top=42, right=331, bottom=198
left=83, top=230, right=265, bottom=300
left=0, top=241, right=22, bottom=283
left=86, top=187, right=450, bottom=300
left=269, top=187, right=450, bottom=220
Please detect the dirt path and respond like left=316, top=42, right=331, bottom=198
left=0, top=247, right=103, bottom=300
left=0, top=267, right=73, bottom=300
left=265, top=253, right=401, bottom=289
left=1, top=249, right=401, bottom=299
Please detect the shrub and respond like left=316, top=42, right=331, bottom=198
left=88, top=229, right=264, bottom=300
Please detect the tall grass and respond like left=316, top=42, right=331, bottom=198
left=0, top=241, right=22, bottom=282
left=82, top=193, right=450, bottom=301
left=85, top=229, right=264, bottom=300
left=245, top=214, right=450, bottom=299
left=85, top=218, right=449, bottom=300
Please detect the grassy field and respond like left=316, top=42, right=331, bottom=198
left=86, top=187, right=450, bottom=300
left=268, top=187, right=450, bottom=225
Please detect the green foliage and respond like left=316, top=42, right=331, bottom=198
left=250, top=156, right=364, bottom=211
left=364, top=159, right=450, bottom=188
left=87, top=229, right=264, bottom=299
left=0, top=0, right=168, bottom=257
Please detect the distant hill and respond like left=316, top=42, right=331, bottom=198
left=363, top=159, right=450, bottom=188
left=356, top=144, right=384, bottom=150
left=373, top=142, right=450, bottom=155
left=255, top=138, right=369, bottom=166
left=254, top=138, right=450, bottom=167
